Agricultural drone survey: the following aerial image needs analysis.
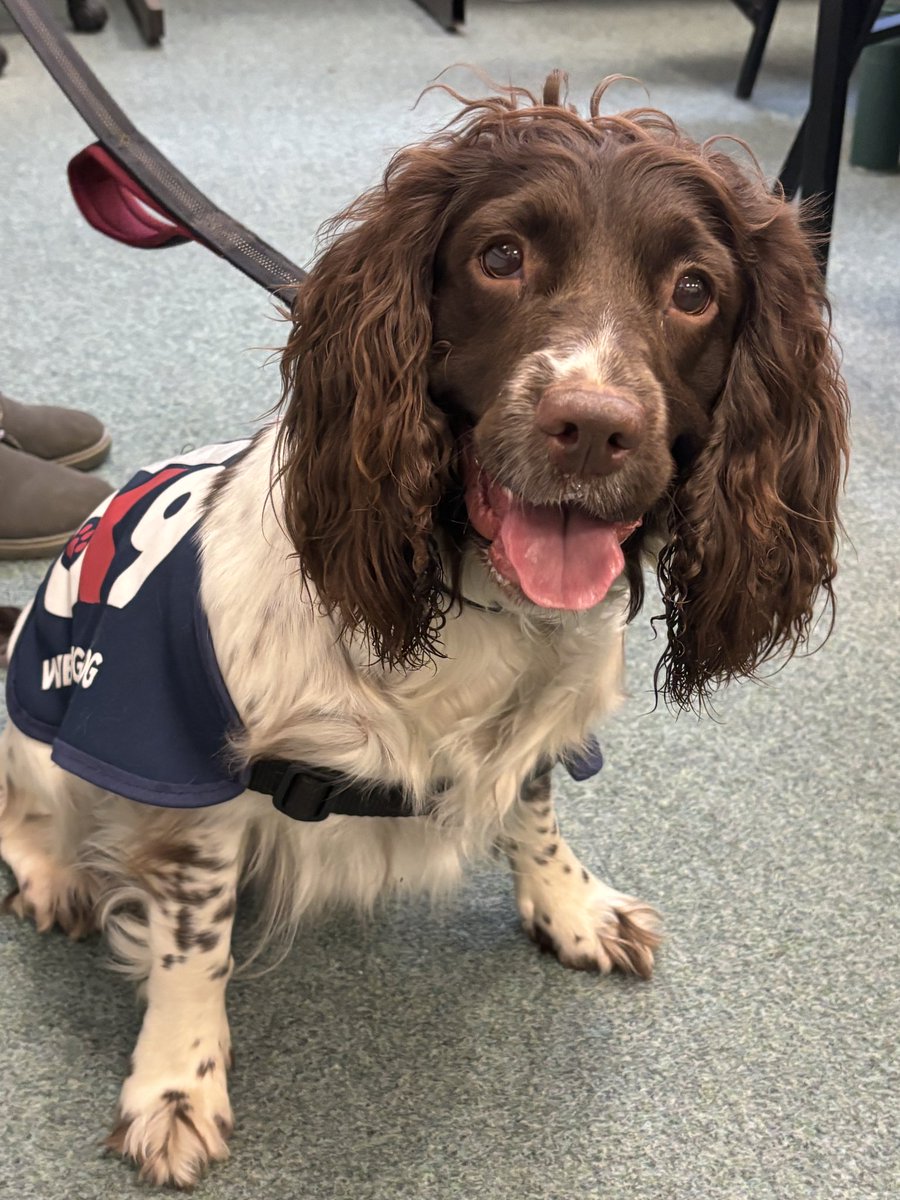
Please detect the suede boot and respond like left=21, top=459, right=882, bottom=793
left=0, top=392, right=111, bottom=470
left=0, top=440, right=113, bottom=560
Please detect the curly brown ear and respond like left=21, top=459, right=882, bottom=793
left=657, top=197, right=850, bottom=709
left=277, top=150, right=455, bottom=668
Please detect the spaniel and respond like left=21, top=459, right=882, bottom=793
left=0, top=73, right=849, bottom=1187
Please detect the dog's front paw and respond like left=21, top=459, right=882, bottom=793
left=517, top=865, right=661, bottom=979
left=108, top=1072, right=233, bottom=1189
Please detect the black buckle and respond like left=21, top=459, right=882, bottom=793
left=270, top=763, right=348, bottom=822
left=250, top=757, right=420, bottom=821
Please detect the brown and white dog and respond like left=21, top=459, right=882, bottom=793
left=0, top=74, right=848, bottom=1187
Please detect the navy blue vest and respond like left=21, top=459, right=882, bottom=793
left=7, top=441, right=250, bottom=807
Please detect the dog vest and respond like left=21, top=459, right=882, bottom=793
left=5, top=440, right=603, bottom=814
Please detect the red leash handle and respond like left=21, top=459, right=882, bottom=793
left=68, top=144, right=197, bottom=250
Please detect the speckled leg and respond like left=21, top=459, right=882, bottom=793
left=106, top=829, right=242, bottom=1190
left=503, top=770, right=661, bottom=978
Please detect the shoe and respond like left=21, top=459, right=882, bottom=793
left=0, top=441, right=113, bottom=560
left=0, top=392, right=112, bottom=471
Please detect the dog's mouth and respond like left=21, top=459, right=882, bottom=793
left=461, top=447, right=641, bottom=611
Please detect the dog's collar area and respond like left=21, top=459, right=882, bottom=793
left=437, top=581, right=504, bottom=615
left=249, top=737, right=604, bottom=823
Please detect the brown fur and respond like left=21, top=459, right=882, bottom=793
left=276, top=71, right=848, bottom=705
left=653, top=178, right=849, bottom=706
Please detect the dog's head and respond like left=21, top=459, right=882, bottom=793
left=277, top=72, right=849, bottom=707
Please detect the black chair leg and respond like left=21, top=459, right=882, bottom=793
left=779, top=0, right=884, bottom=274
left=0, top=41, right=7, bottom=76
left=68, top=0, right=108, bottom=33
left=780, top=115, right=806, bottom=200
left=736, top=0, right=779, bottom=99
left=411, top=0, right=464, bottom=31
left=124, top=0, right=165, bottom=45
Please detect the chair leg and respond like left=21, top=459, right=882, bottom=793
left=736, top=0, right=780, bottom=99
left=780, top=115, right=806, bottom=200
left=799, top=0, right=883, bottom=271
left=411, top=0, right=464, bottom=31
left=68, top=0, right=108, bottom=33
left=778, top=0, right=884, bottom=275
left=124, top=0, right=165, bottom=46
left=0, top=42, right=7, bottom=76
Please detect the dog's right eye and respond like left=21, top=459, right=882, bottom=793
left=671, top=272, right=712, bottom=315
left=480, top=242, right=524, bottom=279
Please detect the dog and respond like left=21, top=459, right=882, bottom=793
left=0, top=73, right=848, bottom=1187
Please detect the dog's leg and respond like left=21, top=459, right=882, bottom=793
left=106, top=820, right=242, bottom=1189
left=0, top=726, right=97, bottom=938
left=502, top=770, right=661, bottom=978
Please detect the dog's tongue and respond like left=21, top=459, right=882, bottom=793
left=495, top=500, right=626, bottom=610
left=463, top=454, right=636, bottom=611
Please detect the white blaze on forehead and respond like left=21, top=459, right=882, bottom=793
left=539, top=324, right=621, bottom=388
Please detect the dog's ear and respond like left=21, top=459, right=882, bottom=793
left=277, top=148, right=456, bottom=669
left=657, top=191, right=850, bottom=709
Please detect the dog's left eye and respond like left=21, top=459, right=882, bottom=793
left=671, top=272, right=712, bottom=315
left=481, top=242, right=524, bottom=279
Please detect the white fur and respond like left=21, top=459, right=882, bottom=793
left=540, top=326, right=621, bottom=388
left=0, top=424, right=659, bottom=1187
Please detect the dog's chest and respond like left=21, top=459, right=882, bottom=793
left=257, top=608, right=620, bottom=809
left=201, top=440, right=626, bottom=799
left=391, top=607, right=621, bottom=751
left=218, top=597, right=621, bottom=809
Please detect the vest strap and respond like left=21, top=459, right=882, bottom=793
left=248, top=760, right=418, bottom=822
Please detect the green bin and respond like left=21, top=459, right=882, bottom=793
left=850, top=4, right=900, bottom=172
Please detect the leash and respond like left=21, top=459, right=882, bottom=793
left=3, top=0, right=306, bottom=303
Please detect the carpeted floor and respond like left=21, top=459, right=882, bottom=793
left=0, top=2, right=898, bottom=1197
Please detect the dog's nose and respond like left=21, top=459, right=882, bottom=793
left=535, top=387, right=645, bottom=476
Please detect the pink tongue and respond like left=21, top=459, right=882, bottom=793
left=494, top=501, right=625, bottom=610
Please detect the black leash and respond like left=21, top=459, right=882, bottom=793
left=3, top=0, right=306, bottom=303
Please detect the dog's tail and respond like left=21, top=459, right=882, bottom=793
left=0, top=606, right=21, bottom=667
